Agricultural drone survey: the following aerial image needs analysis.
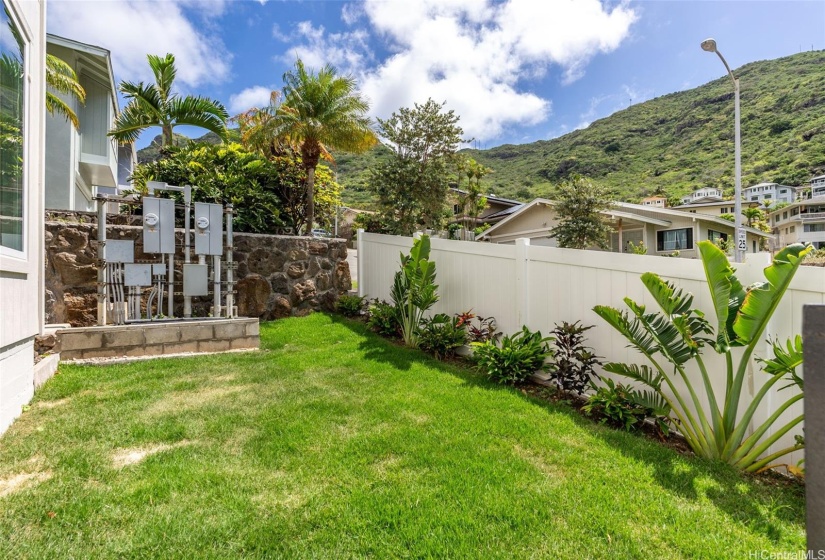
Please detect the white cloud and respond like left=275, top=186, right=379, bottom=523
left=228, top=85, right=273, bottom=114
left=47, top=0, right=232, bottom=88
left=284, top=0, right=637, bottom=141
left=276, top=21, right=371, bottom=72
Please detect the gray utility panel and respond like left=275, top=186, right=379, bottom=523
left=124, top=264, right=152, bottom=287
left=104, top=240, right=134, bottom=263
left=143, top=197, right=175, bottom=254
left=194, top=202, right=223, bottom=255
left=183, top=264, right=209, bottom=296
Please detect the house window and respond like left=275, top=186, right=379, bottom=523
left=719, top=208, right=727, bottom=214
left=790, top=226, right=796, bottom=233
left=783, top=211, right=788, bottom=220
left=765, top=194, right=772, bottom=199
left=780, top=189, right=788, bottom=194
left=804, top=224, right=825, bottom=232
left=792, top=207, right=799, bottom=216
left=708, top=229, right=728, bottom=243
left=657, top=228, right=693, bottom=251
left=751, top=196, right=758, bottom=201
left=0, top=7, right=26, bottom=252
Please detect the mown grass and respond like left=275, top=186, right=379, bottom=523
left=0, top=314, right=806, bottom=558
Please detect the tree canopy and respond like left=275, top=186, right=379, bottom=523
left=550, top=175, right=614, bottom=250
left=109, top=53, right=229, bottom=147
left=369, top=99, right=465, bottom=235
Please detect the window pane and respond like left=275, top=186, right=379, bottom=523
left=1, top=6, right=25, bottom=251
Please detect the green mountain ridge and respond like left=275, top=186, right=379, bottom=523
left=137, top=51, right=825, bottom=208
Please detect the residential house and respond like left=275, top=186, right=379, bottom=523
left=672, top=200, right=738, bottom=216
left=741, top=182, right=797, bottom=206
left=811, top=174, right=825, bottom=198
left=449, top=188, right=522, bottom=229
left=44, top=34, right=133, bottom=212
left=1, top=0, right=46, bottom=434
left=680, top=187, right=723, bottom=205
left=477, top=199, right=771, bottom=258
left=641, top=195, right=667, bottom=208
left=768, top=195, right=825, bottom=249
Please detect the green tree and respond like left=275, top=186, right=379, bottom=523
left=240, top=62, right=376, bottom=234
left=743, top=207, right=764, bottom=227
left=550, top=175, right=614, bottom=250
left=46, top=54, right=86, bottom=128
left=455, top=157, right=492, bottom=228
left=109, top=53, right=229, bottom=147
left=370, top=99, right=464, bottom=235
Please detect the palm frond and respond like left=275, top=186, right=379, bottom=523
left=108, top=102, right=156, bottom=144
left=698, top=240, right=746, bottom=351
left=602, top=362, right=664, bottom=390
left=757, top=335, right=804, bottom=390
left=46, top=54, right=85, bottom=101
left=593, top=305, right=657, bottom=356
left=147, top=53, right=177, bottom=101
left=46, top=91, right=79, bottom=128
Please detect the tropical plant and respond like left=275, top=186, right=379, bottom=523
left=109, top=53, right=229, bottom=147
left=46, top=54, right=86, bottom=128
left=418, top=313, right=468, bottom=360
left=550, top=321, right=601, bottom=395
left=593, top=241, right=811, bottom=472
left=472, top=326, right=554, bottom=385
left=627, top=240, right=647, bottom=255
left=549, top=175, right=614, bottom=250
left=583, top=378, right=672, bottom=435
left=239, top=61, right=376, bottom=234
left=336, top=294, right=366, bottom=317
left=390, top=235, right=438, bottom=348
left=366, top=299, right=398, bottom=337
left=370, top=99, right=465, bottom=235
left=457, top=311, right=499, bottom=343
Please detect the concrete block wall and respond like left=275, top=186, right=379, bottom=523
left=0, top=338, right=36, bottom=434
left=58, top=318, right=259, bottom=361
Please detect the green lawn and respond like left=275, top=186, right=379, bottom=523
left=0, top=314, right=805, bottom=558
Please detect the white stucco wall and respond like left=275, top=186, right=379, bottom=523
left=1, top=0, right=46, bottom=435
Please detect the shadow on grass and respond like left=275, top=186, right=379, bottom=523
left=326, top=314, right=804, bottom=544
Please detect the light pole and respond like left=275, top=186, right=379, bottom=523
left=701, top=38, right=744, bottom=262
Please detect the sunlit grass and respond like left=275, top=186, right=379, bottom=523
left=0, top=314, right=806, bottom=558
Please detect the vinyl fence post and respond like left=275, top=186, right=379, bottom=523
left=804, top=304, right=825, bottom=554
left=356, top=229, right=365, bottom=298
left=515, top=238, right=530, bottom=328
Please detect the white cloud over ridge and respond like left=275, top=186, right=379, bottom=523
left=285, top=0, right=637, bottom=142
left=228, top=85, right=273, bottom=115
left=48, top=0, right=232, bottom=89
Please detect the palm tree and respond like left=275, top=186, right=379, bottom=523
left=742, top=207, right=764, bottom=227
left=250, top=60, right=376, bottom=233
left=46, top=55, right=86, bottom=128
left=109, top=53, right=228, bottom=147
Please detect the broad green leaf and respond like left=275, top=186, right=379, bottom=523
left=733, top=244, right=811, bottom=344
left=698, top=240, right=746, bottom=352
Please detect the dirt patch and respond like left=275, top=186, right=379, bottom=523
left=143, top=386, right=247, bottom=417
left=111, top=440, right=194, bottom=468
left=36, top=398, right=70, bottom=409
left=0, top=471, right=53, bottom=498
left=513, top=444, right=565, bottom=480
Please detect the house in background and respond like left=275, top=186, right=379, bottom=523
left=477, top=199, right=771, bottom=258
left=741, top=182, right=797, bottom=206
left=44, top=34, right=133, bottom=212
left=768, top=195, right=825, bottom=250
left=641, top=195, right=667, bottom=208
left=1, top=0, right=46, bottom=434
left=810, top=174, right=825, bottom=198
left=449, top=188, right=522, bottom=230
left=680, top=187, right=723, bottom=205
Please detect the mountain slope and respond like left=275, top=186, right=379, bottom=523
left=335, top=50, right=825, bottom=206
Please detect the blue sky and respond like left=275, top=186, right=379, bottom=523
left=47, top=0, right=825, bottom=150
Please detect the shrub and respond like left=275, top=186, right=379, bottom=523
left=418, top=313, right=468, bottom=360
left=626, top=241, right=647, bottom=255
left=336, top=294, right=366, bottom=317
left=550, top=321, right=601, bottom=395
left=456, top=311, right=499, bottom=343
left=366, top=299, right=398, bottom=337
left=472, top=326, right=554, bottom=385
left=390, top=235, right=438, bottom=347
left=582, top=378, right=671, bottom=435
left=594, top=241, right=810, bottom=472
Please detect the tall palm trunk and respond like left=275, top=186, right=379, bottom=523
left=305, top=165, right=315, bottom=234
left=162, top=124, right=174, bottom=147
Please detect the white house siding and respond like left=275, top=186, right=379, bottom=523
left=0, top=0, right=46, bottom=434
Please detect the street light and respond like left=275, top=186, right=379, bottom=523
left=701, top=38, right=744, bottom=262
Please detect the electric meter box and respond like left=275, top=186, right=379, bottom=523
left=183, top=264, right=209, bottom=296
left=194, top=202, right=223, bottom=255
left=143, top=197, right=175, bottom=254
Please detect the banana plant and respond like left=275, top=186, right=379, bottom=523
left=593, top=241, right=811, bottom=472
left=390, top=235, right=439, bottom=348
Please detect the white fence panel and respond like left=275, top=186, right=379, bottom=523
left=359, top=232, right=824, bottom=467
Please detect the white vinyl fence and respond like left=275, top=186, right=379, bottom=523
left=358, top=231, right=825, bottom=467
